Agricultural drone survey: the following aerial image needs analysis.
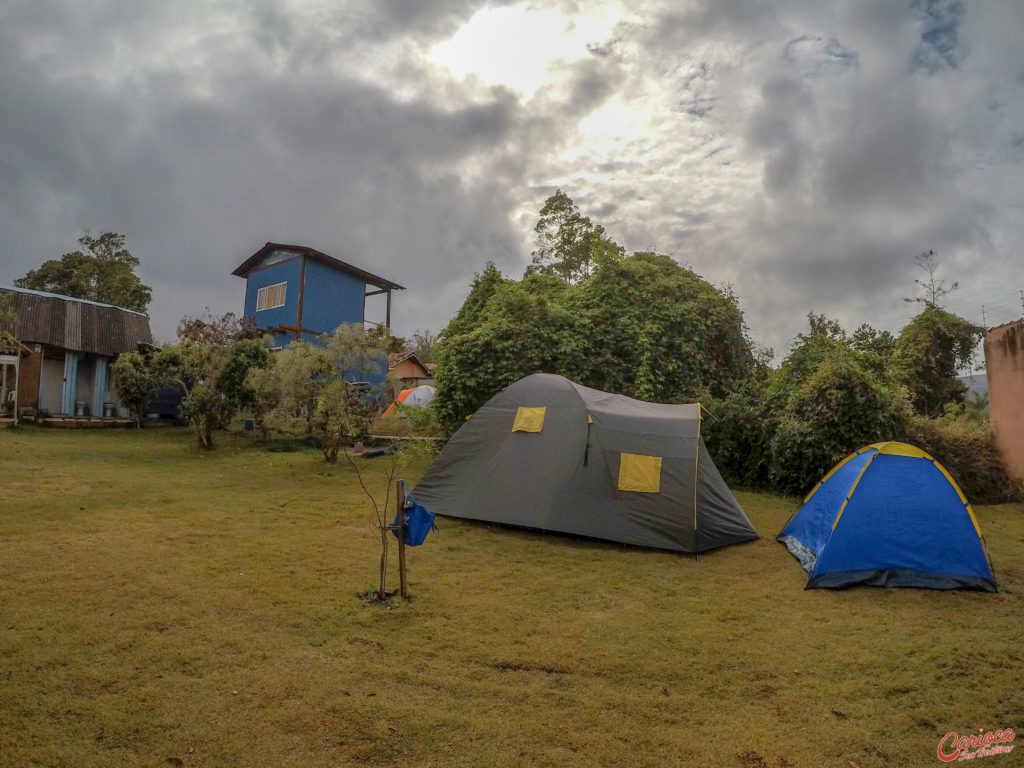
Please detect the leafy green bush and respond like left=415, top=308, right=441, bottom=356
left=769, top=353, right=909, bottom=496
left=393, top=400, right=440, bottom=433
left=904, top=417, right=1021, bottom=504
left=702, top=391, right=773, bottom=490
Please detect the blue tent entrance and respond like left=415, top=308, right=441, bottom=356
left=778, top=442, right=996, bottom=591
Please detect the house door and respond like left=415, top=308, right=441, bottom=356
left=39, top=355, right=64, bottom=415
left=62, top=352, right=79, bottom=415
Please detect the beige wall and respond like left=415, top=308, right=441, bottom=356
left=392, top=359, right=430, bottom=381
left=985, top=320, right=1024, bottom=484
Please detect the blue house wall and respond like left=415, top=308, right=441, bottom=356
left=301, top=258, right=365, bottom=334
left=235, top=243, right=402, bottom=387
left=243, top=257, right=301, bottom=334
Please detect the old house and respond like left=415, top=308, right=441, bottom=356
left=0, top=287, right=153, bottom=418
left=985, top=318, right=1024, bottom=484
left=232, top=242, right=404, bottom=349
left=388, top=351, right=433, bottom=394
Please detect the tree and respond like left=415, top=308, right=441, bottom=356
left=314, top=379, right=378, bottom=463
left=177, top=309, right=259, bottom=345
left=247, top=323, right=388, bottom=460
left=563, top=252, right=756, bottom=403
left=110, top=351, right=164, bottom=428
left=766, top=313, right=850, bottom=404
left=15, top=233, right=152, bottom=313
left=243, top=362, right=282, bottom=440
left=247, top=341, right=332, bottom=437
left=849, top=323, right=895, bottom=375
left=160, top=312, right=271, bottom=448
left=0, top=293, right=18, bottom=350
left=309, top=325, right=387, bottom=461
left=407, top=329, right=439, bottom=364
left=756, top=314, right=911, bottom=494
left=434, top=252, right=758, bottom=434
left=770, top=349, right=908, bottom=494
left=434, top=271, right=578, bottom=434
left=904, top=249, right=958, bottom=307
left=888, top=305, right=983, bottom=417
left=526, top=190, right=624, bottom=283
left=441, top=262, right=510, bottom=340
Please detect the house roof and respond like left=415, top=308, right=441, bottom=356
left=0, top=287, right=153, bottom=356
left=388, top=351, right=431, bottom=377
left=231, top=242, right=405, bottom=291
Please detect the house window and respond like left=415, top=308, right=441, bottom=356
left=256, top=282, right=287, bottom=311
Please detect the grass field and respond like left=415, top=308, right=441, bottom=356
left=1, top=426, right=1022, bottom=768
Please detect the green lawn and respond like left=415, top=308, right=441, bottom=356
left=1, top=426, right=1022, bottom=767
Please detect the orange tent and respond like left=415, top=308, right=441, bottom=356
left=382, top=388, right=416, bottom=417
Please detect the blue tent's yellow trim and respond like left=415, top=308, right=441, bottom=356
left=831, top=452, right=878, bottom=530
left=867, top=441, right=934, bottom=459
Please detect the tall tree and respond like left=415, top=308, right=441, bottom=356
left=434, top=271, right=576, bottom=433
left=441, top=262, right=509, bottom=340
left=434, top=253, right=757, bottom=434
left=15, top=232, right=152, bottom=313
left=889, top=305, right=983, bottom=417
left=527, top=190, right=624, bottom=283
left=0, top=293, right=18, bottom=349
left=893, top=251, right=982, bottom=416
left=904, top=249, right=958, bottom=307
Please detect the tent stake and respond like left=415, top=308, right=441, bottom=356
left=396, top=480, right=409, bottom=598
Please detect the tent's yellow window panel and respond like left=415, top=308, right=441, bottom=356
left=618, top=453, right=662, bottom=493
left=512, top=407, right=546, bottom=433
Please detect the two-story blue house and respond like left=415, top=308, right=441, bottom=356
left=233, top=242, right=404, bottom=382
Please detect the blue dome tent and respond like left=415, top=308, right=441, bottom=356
left=778, top=442, right=996, bottom=591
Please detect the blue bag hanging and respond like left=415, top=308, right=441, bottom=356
left=392, top=480, right=438, bottom=546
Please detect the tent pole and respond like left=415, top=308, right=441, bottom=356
left=693, top=408, right=702, bottom=553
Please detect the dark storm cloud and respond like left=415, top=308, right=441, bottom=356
left=0, top=0, right=636, bottom=342
left=1, top=0, right=1021, bottom=355
left=0, top=0, right=543, bottom=340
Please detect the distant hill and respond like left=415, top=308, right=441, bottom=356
left=960, top=373, right=988, bottom=398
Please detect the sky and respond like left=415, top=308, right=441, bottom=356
left=1, top=0, right=1023, bottom=360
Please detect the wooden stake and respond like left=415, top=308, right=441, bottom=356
left=378, top=526, right=387, bottom=599
left=396, top=480, right=408, bottom=599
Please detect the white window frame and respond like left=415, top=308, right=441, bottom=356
left=256, top=281, right=287, bottom=311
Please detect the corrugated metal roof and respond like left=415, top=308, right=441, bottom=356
left=1, top=287, right=153, bottom=356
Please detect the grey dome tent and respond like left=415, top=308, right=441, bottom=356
left=414, top=373, right=758, bottom=552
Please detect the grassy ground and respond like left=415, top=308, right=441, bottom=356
left=1, top=426, right=1022, bottom=768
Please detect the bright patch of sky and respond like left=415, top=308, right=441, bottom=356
left=430, top=2, right=624, bottom=100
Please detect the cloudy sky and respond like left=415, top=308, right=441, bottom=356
left=2, top=0, right=1023, bottom=359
